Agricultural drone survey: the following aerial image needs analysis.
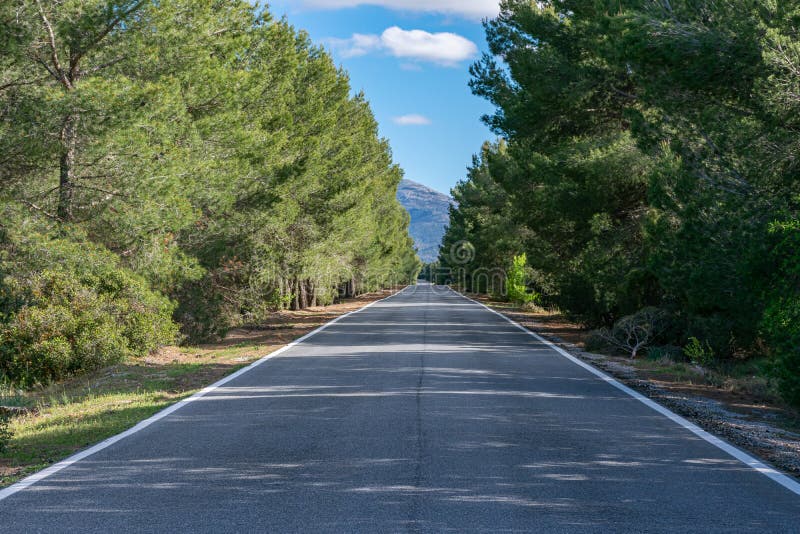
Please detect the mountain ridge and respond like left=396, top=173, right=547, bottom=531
left=397, top=179, right=453, bottom=263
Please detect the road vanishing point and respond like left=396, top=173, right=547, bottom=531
left=1, top=283, right=799, bottom=532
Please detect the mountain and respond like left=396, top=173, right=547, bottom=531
left=397, top=179, right=453, bottom=263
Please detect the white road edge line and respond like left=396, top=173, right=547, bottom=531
left=449, top=286, right=800, bottom=497
left=0, top=286, right=409, bottom=502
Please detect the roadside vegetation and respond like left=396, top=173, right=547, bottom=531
left=438, top=1, right=800, bottom=408
left=0, top=0, right=419, bottom=455
left=0, top=1, right=419, bottom=386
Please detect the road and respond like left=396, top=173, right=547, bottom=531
left=1, top=283, right=799, bottom=532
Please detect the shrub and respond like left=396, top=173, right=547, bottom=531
left=0, top=233, right=178, bottom=387
left=684, top=314, right=736, bottom=360
left=505, top=254, right=540, bottom=305
left=683, top=336, right=716, bottom=366
left=597, top=307, right=667, bottom=359
left=584, top=329, right=612, bottom=352
left=173, top=276, right=231, bottom=343
left=762, top=297, right=800, bottom=407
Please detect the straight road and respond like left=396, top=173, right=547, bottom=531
left=1, top=283, right=798, bottom=532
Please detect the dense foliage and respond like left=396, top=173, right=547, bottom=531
left=0, top=0, right=418, bottom=385
left=440, top=0, right=800, bottom=406
left=0, top=225, right=177, bottom=386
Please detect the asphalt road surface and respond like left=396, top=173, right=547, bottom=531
left=2, top=283, right=799, bottom=532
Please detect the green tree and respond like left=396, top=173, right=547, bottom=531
left=1, top=0, right=419, bottom=380
left=463, top=1, right=653, bottom=324
left=438, top=141, right=526, bottom=294
left=446, top=0, right=800, bottom=403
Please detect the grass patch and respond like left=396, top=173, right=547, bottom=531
left=0, top=357, right=254, bottom=488
left=633, top=360, right=704, bottom=381
left=5, top=391, right=187, bottom=483
left=165, top=363, right=204, bottom=377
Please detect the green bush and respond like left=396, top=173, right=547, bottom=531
left=683, top=336, right=716, bottom=367
left=505, top=254, right=539, bottom=305
left=584, top=329, right=611, bottom=353
left=173, top=276, right=231, bottom=343
left=763, top=297, right=800, bottom=407
left=683, top=314, right=737, bottom=360
left=0, top=233, right=178, bottom=387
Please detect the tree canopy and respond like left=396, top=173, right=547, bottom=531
left=1, top=0, right=419, bottom=385
left=441, top=0, right=800, bottom=406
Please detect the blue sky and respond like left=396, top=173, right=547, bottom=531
left=265, top=1, right=500, bottom=195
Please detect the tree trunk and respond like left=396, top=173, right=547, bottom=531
left=280, top=278, right=289, bottom=310
left=57, top=114, right=77, bottom=221
left=309, top=280, right=317, bottom=307
left=299, top=279, right=309, bottom=309
left=291, top=279, right=300, bottom=311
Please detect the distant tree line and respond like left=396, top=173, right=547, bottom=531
left=439, top=0, right=800, bottom=406
left=0, top=0, right=419, bottom=387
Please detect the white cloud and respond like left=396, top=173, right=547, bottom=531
left=327, top=33, right=382, bottom=57
left=382, top=27, right=477, bottom=65
left=327, top=26, right=478, bottom=66
left=297, top=0, right=499, bottom=19
left=393, top=114, right=432, bottom=126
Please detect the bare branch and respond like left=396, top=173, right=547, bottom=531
left=34, top=0, right=71, bottom=89
left=610, top=86, right=637, bottom=100
left=596, top=307, right=666, bottom=359
left=0, top=77, right=42, bottom=92
left=18, top=199, right=60, bottom=221
left=33, top=56, right=61, bottom=82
